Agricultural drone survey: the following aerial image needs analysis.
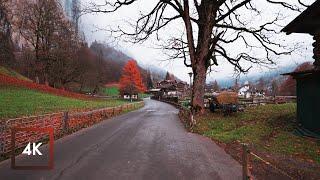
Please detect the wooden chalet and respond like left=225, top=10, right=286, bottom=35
left=282, top=0, right=320, bottom=136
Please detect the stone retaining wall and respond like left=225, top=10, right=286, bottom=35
left=0, top=102, right=144, bottom=154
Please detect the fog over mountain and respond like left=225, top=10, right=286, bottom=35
left=214, top=63, right=300, bottom=88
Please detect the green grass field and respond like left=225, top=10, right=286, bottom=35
left=0, top=86, right=128, bottom=120
left=102, top=86, right=150, bottom=99
left=193, top=103, right=320, bottom=164
left=103, top=87, right=120, bottom=96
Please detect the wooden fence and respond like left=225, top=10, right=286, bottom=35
left=239, top=96, right=296, bottom=107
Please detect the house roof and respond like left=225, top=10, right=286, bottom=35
left=282, top=68, right=320, bottom=77
left=157, top=80, right=177, bottom=84
left=159, top=83, right=177, bottom=90
left=282, top=0, right=320, bottom=34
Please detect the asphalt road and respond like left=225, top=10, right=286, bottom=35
left=0, top=99, right=241, bottom=180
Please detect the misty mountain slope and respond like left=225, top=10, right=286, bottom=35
left=90, top=41, right=131, bottom=63
left=216, top=64, right=298, bottom=88
left=89, top=42, right=166, bottom=84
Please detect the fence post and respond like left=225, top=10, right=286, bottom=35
left=0, top=122, right=5, bottom=154
left=63, top=111, right=69, bottom=133
left=242, top=143, right=250, bottom=180
left=10, top=128, right=16, bottom=169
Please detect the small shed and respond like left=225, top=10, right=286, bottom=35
left=282, top=0, right=320, bottom=135
left=122, top=92, right=139, bottom=102
left=123, top=94, right=138, bottom=100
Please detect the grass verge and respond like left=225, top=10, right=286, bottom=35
left=193, top=103, right=320, bottom=178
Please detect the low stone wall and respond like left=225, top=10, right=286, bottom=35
left=0, top=102, right=144, bottom=154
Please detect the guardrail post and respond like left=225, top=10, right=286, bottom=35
left=242, top=143, right=250, bottom=180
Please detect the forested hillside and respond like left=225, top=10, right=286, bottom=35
left=89, top=41, right=165, bottom=86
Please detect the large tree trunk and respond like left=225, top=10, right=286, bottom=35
left=191, top=57, right=207, bottom=114
left=187, top=3, right=215, bottom=116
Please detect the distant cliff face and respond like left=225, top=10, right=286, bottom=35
left=59, top=0, right=79, bottom=18
left=5, top=0, right=80, bottom=50
left=58, top=0, right=80, bottom=30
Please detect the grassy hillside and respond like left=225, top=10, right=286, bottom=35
left=0, top=71, right=90, bottom=99
left=0, top=86, right=127, bottom=120
left=0, top=66, right=31, bottom=82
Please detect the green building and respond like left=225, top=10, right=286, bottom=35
left=282, top=0, right=320, bottom=136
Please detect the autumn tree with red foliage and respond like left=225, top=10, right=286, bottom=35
left=119, top=60, right=146, bottom=99
left=279, top=62, right=314, bottom=96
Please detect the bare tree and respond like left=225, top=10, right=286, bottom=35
left=256, top=77, right=266, bottom=91
left=16, top=0, right=65, bottom=84
left=271, top=79, right=279, bottom=97
left=233, top=78, right=240, bottom=91
left=0, top=0, right=14, bottom=66
left=48, top=20, right=84, bottom=88
left=87, top=0, right=310, bottom=115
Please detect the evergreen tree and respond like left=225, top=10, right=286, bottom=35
left=212, top=80, right=220, bottom=92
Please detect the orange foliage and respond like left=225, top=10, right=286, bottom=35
left=279, top=62, right=313, bottom=96
left=119, top=60, right=146, bottom=94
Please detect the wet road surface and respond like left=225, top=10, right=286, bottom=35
left=0, top=99, right=241, bottom=180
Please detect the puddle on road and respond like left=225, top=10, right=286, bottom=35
left=146, top=110, right=156, bottom=112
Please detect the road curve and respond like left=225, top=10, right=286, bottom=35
left=0, top=99, right=241, bottom=180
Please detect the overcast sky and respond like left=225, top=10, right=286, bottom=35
left=80, top=0, right=315, bottom=82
